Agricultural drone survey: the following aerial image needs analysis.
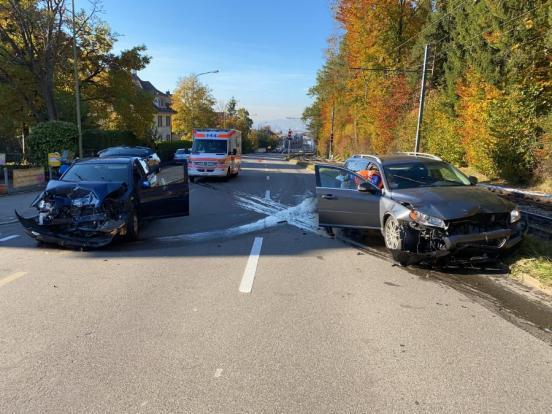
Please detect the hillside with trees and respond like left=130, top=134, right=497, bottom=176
left=303, top=0, right=551, bottom=185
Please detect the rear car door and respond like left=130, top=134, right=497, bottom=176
left=315, top=165, right=380, bottom=229
left=135, top=160, right=189, bottom=219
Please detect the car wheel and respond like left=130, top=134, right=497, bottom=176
left=384, top=215, right=403, bottom=250
left=189, top=176, right=195, bottom=183
left=126, top=207, right=140, bottom=241
left=384, top=216, right=421, bottom=266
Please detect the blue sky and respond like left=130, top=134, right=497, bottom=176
left=89, top=0, right=335, bottom=127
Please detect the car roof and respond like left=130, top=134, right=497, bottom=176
left=74, top=157, right=134, bottom=165
left=98, top=146, right=154, bottom=155
left=347, top=152, right=443, bottom=165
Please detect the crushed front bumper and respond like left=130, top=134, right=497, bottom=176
left=398, top=220, right=526, bottom=264
left=16, top=212, right=125, bottom=248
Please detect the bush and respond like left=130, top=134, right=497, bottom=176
left=488, top=88, right=541, bottom=184
left=82, top=129, right=143, bottom=156
left=27, top=121, right=78, bottom=166
left=156, top=140, right=193, bottom=162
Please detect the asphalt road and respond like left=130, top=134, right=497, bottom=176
left=1, top=154, right=551, bottom=413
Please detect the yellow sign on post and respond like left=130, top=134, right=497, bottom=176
left=48, top=152, right=61, bottom=167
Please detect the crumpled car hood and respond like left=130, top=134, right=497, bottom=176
left=389, top=186, right=514, bottom=220
left=38, top=180, right=127, bottom=202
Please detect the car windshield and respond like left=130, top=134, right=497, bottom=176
left=62, top=163, right=129, bottom=183
left=176, top=149, right=188, bottom=154
left=192, top=139, right=227, bottom=154
left=383, top=161, right=471, bottom=189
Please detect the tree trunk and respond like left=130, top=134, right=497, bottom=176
left=41, top=77, right=58, bottom=121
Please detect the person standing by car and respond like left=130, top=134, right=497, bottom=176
left=367, top=165, right=383, bottom=189
left=355, top=164, right=383, bottom=189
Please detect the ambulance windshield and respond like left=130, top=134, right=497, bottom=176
left=192, top=139, right=228, bottom=154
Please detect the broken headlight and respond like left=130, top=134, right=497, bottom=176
left=510, top=208, right=521, bottom=223
left=409, top=210, right=447, bottom=229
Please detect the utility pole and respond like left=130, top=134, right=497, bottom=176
left=329, top=104, right=335, bottom=160
left=71, top=0, right=83, bottom=158
left=414, top=44, right=430, bottom=153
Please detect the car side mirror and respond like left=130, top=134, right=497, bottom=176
left=140, top=180, right=151, bottom=189
left=358, top=182, right=380, bottom=195
left=232, top=149, right=237, bottom=155
left=468, top=176, right=478, bottom=185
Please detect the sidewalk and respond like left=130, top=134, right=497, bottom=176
left=0, top=190, right=41, bottom=224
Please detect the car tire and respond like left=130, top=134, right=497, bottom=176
left=384, top=216, right=422, bottom=266
left=384, top=215, right=409, bottom=266
left=189, top=176, right=195, bottom=183
left=126, top=207, right=140, bottom=241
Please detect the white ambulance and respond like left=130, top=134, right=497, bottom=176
left=188, top=129, right=242, bottom=182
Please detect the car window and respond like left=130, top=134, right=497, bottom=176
left=345, top=159, right=369, bottom=172
left=318, top=167, right=366, bottom=190
left=62, top=163, right=129, bottom=183
left=384, top=161, right=470, bottom=189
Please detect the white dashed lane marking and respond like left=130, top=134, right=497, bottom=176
left=239, top=237, right=264, bottom=294
left=0, top=272, right=28, bottom=288
left=0, top=235, right=19, bottom=242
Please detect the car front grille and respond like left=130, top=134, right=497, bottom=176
left=447, top=213, right=510, bottom=235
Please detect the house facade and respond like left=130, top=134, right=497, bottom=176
left=133, top=74, right=176, bottom=141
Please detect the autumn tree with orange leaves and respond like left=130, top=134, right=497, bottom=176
left=304, top=0, right=551, bottom=184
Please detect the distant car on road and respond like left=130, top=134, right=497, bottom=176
left=173, top=148, right=190, bottom=164
left=17, top=157, right=189, bottom=248
left=315, top=152, right=526, bottom=265
left=98, top=146, right=161, bottom=172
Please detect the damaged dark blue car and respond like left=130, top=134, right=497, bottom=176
left=17, top=157, right=189, bottom=248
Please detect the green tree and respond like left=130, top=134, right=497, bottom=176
left=226, top=97, right=238, bottom=117
left=172, top=75, right=217, bottom=135
left=0, top=0, right=152, bottom=129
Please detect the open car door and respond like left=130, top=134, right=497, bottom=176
left=136, top=160, right=190, bottom=219
left=315, top=165, right=381, bottom=229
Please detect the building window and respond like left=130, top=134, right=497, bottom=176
left=158, top=115, right=162, bottom=127
left=166, top=116, right=171, bottom=127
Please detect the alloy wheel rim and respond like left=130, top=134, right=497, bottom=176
left=385, top=218, right=401, bottom=249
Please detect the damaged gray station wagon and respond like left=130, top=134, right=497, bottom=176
left=315, top=153, right=526, bottom=265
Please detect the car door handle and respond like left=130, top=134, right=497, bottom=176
left=321, top=194, right=337, bottom=200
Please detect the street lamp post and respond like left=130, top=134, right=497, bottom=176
left=71, top=0, right=83, bottom=158
left=190, top=70, right=219, bottom=133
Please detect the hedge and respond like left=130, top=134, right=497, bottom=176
left=82, top=129, right=144, bottom=156
left=27, top=121, right=78, bottom=166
